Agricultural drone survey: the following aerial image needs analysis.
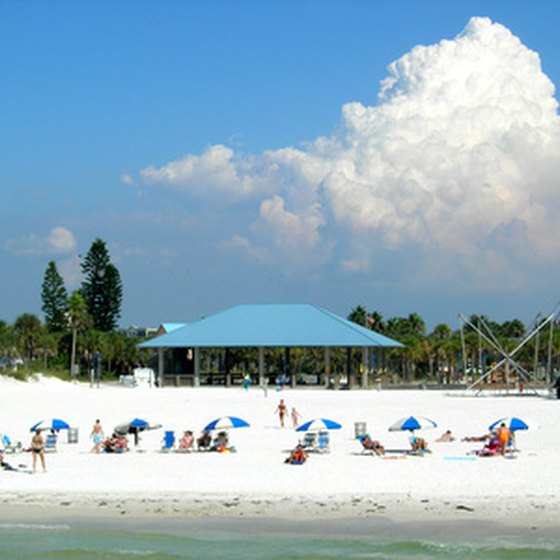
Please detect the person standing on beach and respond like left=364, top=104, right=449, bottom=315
left=276, top=399, right=288, bottom=428
left=31, top=430, right=46, bottom=473
left=496, top=423, right=512, bottom=456
left=90, top=419, right=105, bottom=453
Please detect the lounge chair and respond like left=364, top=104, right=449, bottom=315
left=161, top=430, right=175, bottom=452
left=45, top=433, right=57, bottom=453
left=301, top=431, right=317, bottom=452
left=316, top=430, right=330, bottom=453
left=359, top=435, right=385, bottom=455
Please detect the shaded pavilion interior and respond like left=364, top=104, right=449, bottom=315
left=139, top=303, right=403, bottom=388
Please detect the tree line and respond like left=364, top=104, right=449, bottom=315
left=346, top=305, right=560, bottom=385
left=1, top=247, right=559, bottom=385
left=0, top=238, right=135, bottom=378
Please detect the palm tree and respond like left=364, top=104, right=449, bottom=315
left=66, top=291, right=91, bottom=376
left=348, top=305, right=368, bottom=327
left=13, top=313, right=43, bottom=362
left=367, top=311, right=385, bottom=333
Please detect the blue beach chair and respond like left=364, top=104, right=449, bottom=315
left=161, top=430, right=175, bottom=452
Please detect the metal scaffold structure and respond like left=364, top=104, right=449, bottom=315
left=460, top=302, right=560, bottom=397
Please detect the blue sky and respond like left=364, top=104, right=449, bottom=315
left=2, top=0, right=560, bottom=330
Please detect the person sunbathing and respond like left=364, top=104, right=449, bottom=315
left=477, top=437, right=501, bottom=457
left=360, top=435, right=385, bottom=455
left=435, top=430, right=455, bottom=442
left=197, top=430, right=212, bottom=451
left=410, top=436, right=429, bottom=453
left=178, top=430, right=194, bottom=452
left=462, top=434, right=491, bottom=442
left=285, top=443, right=308, bottom=465
left=103, top=433, right=128, bottom=453
left=211, top=431, right=230, bottom=452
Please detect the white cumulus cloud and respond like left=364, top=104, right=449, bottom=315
left=139, top=17, right=560, bottom=273
left=5, top=226, right=77, bottom=256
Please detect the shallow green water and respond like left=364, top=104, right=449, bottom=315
left=1, top=523, right=560, bottom=560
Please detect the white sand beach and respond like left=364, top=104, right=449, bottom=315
left=1, top=375, right=559, bottom=529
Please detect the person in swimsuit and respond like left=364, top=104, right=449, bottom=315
left=275, top=399, right=287, bottom=428
left=496, top=423, right=512, bottom=456
left=31, top=429, right=46, bottom=473
left=290, top=407, right=302, bottom=429
left=90, top=419, right=105, bottom=453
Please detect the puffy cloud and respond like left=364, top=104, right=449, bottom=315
left=139, top=17, right=560, bottom=273
left=5, top=226, right=77, bottom=256
left=47, top=227, right=77, bottom=253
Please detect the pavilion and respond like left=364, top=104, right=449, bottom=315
left=139, top=303, right=403, bottom=388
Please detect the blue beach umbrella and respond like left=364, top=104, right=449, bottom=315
left=204, top=416, right=250, bottom=431
left=30, top=418, right=70, bottom=432
left=296, top=418, right=342, bottom=432
left=389, top=416, right=437, bottom=432
left=488, top=417, right=529, bottom=432
left=130, top=418, right=150, bottom=429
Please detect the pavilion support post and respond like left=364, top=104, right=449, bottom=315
left=258, top=347, right=265, bottom=387
left=346, top=348, right=352, bottom=389
left=194, top=347, right=200, bottom=387
left=324, top=347, right=331, bottom=389
left=361, top=347, right=368, bottom=388
left=158, top=348, right=164, bottom=388
left=225, top=348, right=231, bottom=387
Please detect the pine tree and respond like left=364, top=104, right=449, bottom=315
left=81, top=239, right=123, bottom=331
left=41, top=261, right=68, bottom=332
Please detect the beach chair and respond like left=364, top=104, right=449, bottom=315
left=2, top=435, right=21, bottom=454
left=360, top=435, right=385, bottom=455
left=161, top=430, right=175, bottom=452
left=301, top=431, right=317, bottom=452
left=317, top=430, right=330, bottom=453
left=45, top=433, right=57, bottom=453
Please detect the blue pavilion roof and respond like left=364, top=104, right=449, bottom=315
left=140, top=303, right=402, bottom=348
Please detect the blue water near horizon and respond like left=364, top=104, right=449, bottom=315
left=1, top=522, right=560, bottom=560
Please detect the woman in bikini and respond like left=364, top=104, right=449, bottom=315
left=31, top=429, right=46, bottom=473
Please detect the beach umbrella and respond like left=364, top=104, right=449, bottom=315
left=30, top=418, right=70, bottom=432
left=204, top=416, right=250, bottom=431
left=114, top=418, right=161, bottom=435
left=488, top=417, right=529, bottom=432
left=114, top=418, right=162, bottom=446
left=296, top=418, right=342, bottom=432
left=388, top=416, right=437, bottom=432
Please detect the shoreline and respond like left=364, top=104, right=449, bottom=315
left=2, top=497, right=560, bottom=549
left=2, top=490, right=559, bottom=529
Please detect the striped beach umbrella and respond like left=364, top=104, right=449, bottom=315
left=388, top=416, right=437, bottom=432
left=296, top=418, right=342, bottom=432
left=204, top=416, right=250, bottom=431
left=488, top=417, right=529, bottom=432
left=30, top=418, right=70, bottom=432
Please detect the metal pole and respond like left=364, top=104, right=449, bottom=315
left=158, top=348, right=164, bottom=388
left=258, top=347, right=265, bottom=387
left=194, top=347, right=200, bottom=387
left=324, top=347, right=331, bottom=388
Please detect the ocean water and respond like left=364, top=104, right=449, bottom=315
left=1, top=522, right=560, bottom=560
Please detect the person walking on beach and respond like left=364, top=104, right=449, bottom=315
left=276, top=399, right=288, bottom=428
left=31, top=430, right=46, bottom=473
left=291, top=406, right=302, bottom=428
left=90, top=419, right=105, bottom=453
